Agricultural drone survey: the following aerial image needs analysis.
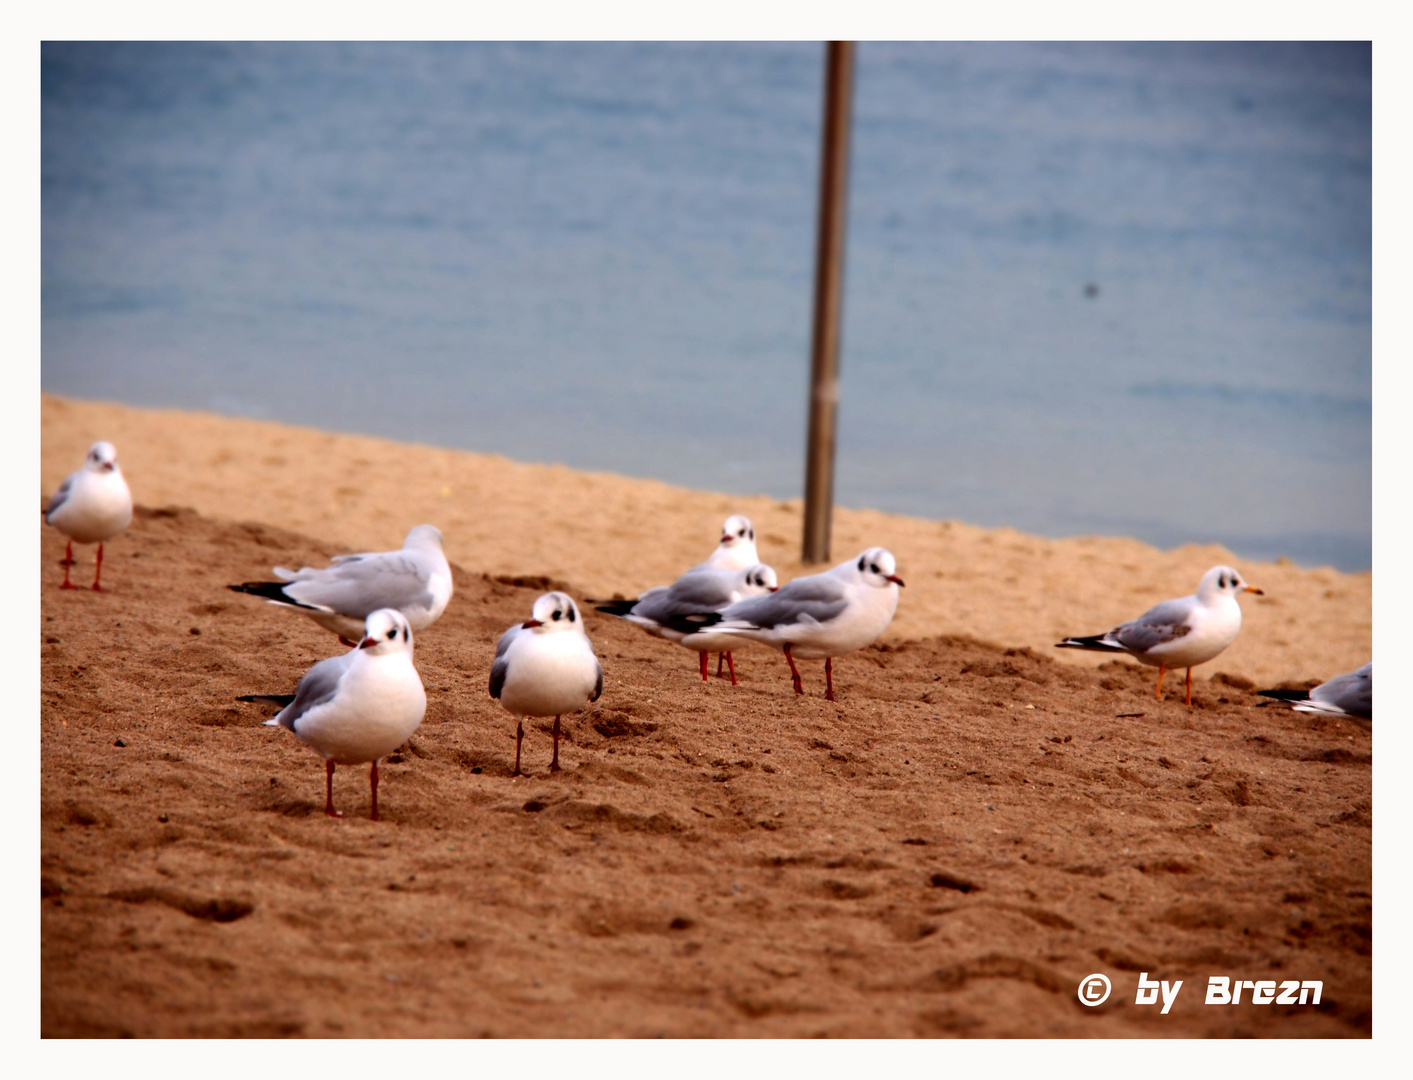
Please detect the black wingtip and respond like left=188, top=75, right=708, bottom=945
left=1055, top=635, right=1118, bottom=651
left=1256, top=689, right=1312, bottom=703
left=594, top=600, right=639, bottom=617
left=236, top=694, right=296, bottom=707
left=661, top=611, right=725, bottom=635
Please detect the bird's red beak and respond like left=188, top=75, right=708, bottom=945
left=721, top=535, right=732, bottom=544
left=769, top=586, right=780, bottom=592
left=358, top=636, right=377, bottom=649
left=886, top=574, right=906, bottom=587
left=522, top=618, right=543, bottom=629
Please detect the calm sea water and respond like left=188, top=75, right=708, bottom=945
left=41, top=42, right=1371, bottom=569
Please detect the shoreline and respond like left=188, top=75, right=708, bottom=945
left=41, top=392, right=1371, bottom=686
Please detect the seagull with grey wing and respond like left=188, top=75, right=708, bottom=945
left=490, top=592, right=603, bottom=775
left=674, top=547, right=905, bottom=702
left=1056, top=565, right=1264, bottom=706
left=44, top=441, right=133, bottom=591
left=229, top=524, right=452, bottom=644
left=594, top=564, right=779, bottom=685
left=1258, top=663, right=1370, bottom=728
left=237, top=608, right=427, bottom=820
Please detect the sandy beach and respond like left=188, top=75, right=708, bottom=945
left=40, top=394, right=1372, bottom=1037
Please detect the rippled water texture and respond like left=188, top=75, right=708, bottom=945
left=41, top=42, right=1371, bottom=569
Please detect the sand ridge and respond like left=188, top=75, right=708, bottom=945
left=42, top=393, right=1371, bottom=688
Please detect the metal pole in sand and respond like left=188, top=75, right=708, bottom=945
left=802, top=41, right=855, bottom=565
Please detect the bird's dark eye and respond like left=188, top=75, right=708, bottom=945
left=858, top=557, right=866, bottom=571
left=870, top=564, right=880, bottom=574
left=552, top=610, right=562, bottom=621
left=748, top=528, right=755, bottom=540
left=387, top=628, right=396, bottom=639
left=403, top=627, right=409, bottom=641
left=568, top=607, right=576, bottom=622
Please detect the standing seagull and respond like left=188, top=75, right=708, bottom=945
left=1258, top=663, right=1371, bottom=728
left=490, top=592, right=603, bottom=775
left=691, top=515, right=760, bottom=572
left=1057, top=565, right=1264, bottom=706
left=594, top=564, right=779, bottom=684
left=229, top=524, right=453, bottom=644
left=678, top=547, right=904, bottom=701
left=44, top=441, right=133, bottom=591
left=238, top=609, right=426, bottom=821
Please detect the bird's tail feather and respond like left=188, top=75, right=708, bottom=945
left=1055, top=634, right=1124, bottom=651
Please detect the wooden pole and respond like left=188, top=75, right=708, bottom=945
left=802, top=41, right=855, bottom=564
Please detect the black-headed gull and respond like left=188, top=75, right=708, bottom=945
left=678, top=547, right=904, bottom=701
left=1258, top=662, right=1371, bottom=728
left=490, top=592, right=603, bottom=775
left=229, top=524, right=453, bottom=645
left=44, top=441, right=133, bottom=591
left=238, top=609, right=427, bottom=820
left=691, top=514, right=759, bottom=572
left=594, top=564, right=779, bottom=685
left=1057, top=565, right=1264, bottom=706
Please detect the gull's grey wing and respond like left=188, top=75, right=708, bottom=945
left=489, top=624, right=521, bottom=699
left=628, top=572, right=736, bottom=624
left=1110, top=598, right=1195, bottom=654
left=271, top=653, right=353, bottom=732
left=717, top=574, right=849, bottom=630
left=591, top=660, right=603, bottom=703
left=44, top=475, right=74, bottom=520
left=1312, top=663, right=1372, bottom=720
left=281, top=551, right=435, bottom=617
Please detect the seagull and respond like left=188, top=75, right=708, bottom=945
left=1056, top=565, right=1264, bottom=706
left=677, top=547, right=904, bottom=701
left=1258, top=663, right=1371, bottom=728
left=229, top=524, right=453, bottom=644
left=490, top=592, right=603, bottom=775
left=691, top=514, right=760, bottom=572
left=43, top=441, right=133, bottom=591
left=594, top=564, right=779, bottom=684
left=238, top=609, right=426, bottom=820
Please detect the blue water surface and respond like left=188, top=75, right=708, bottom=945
left=41, top=42, right=1371, bottom=569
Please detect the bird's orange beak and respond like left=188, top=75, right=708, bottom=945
left=1244, top=585, right=1264, bottom=595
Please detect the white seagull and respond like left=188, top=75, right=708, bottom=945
left=1057, top=565, right=1264, bottom=706
left=230, top=524, right=453, bottom=644
left=680, top=547, right=905, bottom=701
left=691, top=514, right=760, bottom=572
left=490, top=592, right=603, bottom=775
left=1258, top=663, right=1371, bottom=728
left=239, top=608, right=427, bottom=820
left=594, top=564, right=779, bottom=684
left=44, top=441, right=133, bottom=591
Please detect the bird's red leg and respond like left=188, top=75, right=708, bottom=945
left=699, top=651, right=709, bottom=681
left=784, top=644, right=804, bottom=695
left=324, top=760, right=343, bottom=818
left=1185, top=667, right=1193, bottom=708
left=551, top=716, right=562, bottom=773
left=369, top=760, right=380, bottom=821
left=716, top=653, right=725, bottom=677
left=725, top=651, right=738, bottom=686
left=60, top=543, right=77, bottom=589
left=90, top=543, right=108, bottom=592
left=513, top=719, right=524, bottom=776
left=825, top=656, right=836, bottom=702
left=1155, top=663, right=1166, bottom=701
left=61, top=540, right=74, bottom=567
